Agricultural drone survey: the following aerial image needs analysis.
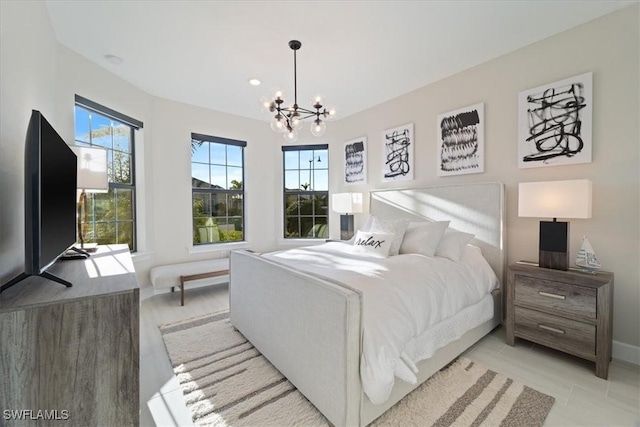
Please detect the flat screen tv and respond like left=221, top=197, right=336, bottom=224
left=1, top=110, right=78, bottom=293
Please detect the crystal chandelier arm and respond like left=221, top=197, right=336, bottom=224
left=294, top=109, right=321, bottom=121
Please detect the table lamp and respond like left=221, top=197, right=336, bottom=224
left=71, top=145, right=109, bottom=252
left=332, top=193, right=363, bottom=240
left=518, top=179, right=592, bottom=270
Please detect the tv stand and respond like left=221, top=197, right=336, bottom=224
left=40, top=270, right=73, bottom=286
left=59, top=246, right=90, bottom=261
left=0, top=270, right=72, bottom=293
left=70, top=246, right=90, bottom=256
left=0, top=245, right=139, bottom=425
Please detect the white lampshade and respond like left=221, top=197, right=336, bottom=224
left=518, top=179, right=592, bottom=219
left=71, top=145, right=109, bottom=192
left=332, top=193, right=363, bottom=214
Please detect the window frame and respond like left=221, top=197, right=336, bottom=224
left=282, top=144, right=329, bottom=240
left=74, top=95, right=142, bottom=251
left=191, top=133, right=247, bottom=246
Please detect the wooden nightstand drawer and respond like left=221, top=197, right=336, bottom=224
left=514, top=306, right=596, bottom=358
left=514, top=275, right=596, bottom=318
left=507, top=264, right=613, bottom=379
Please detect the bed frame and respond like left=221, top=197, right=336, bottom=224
left=230, top=182, right=505, bottom=426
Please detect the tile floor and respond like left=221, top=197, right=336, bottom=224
left=139, top=284, right=640, bottom=426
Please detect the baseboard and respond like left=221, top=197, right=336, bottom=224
left=140, top=286, right=155, bottom=301
left=613, top=340, right=640, bottom=366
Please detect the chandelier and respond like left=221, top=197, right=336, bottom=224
left=262, top=40, right=336, bottom=143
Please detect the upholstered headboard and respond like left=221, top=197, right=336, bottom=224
left=370, top=182, right=505, bottom=286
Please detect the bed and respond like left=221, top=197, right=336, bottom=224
left=229, top=182, right=505, bottom=427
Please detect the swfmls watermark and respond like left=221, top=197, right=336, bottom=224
left=3, top=409, right=70, bottom=421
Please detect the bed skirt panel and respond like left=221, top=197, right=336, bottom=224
left=361, top=289, right=502, bottom=425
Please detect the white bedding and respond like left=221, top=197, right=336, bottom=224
left=262, top=241, right=498, bottom=404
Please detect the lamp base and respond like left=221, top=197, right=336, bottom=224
left=538, top=250, right=569, bottom=271
left=539, top=220, right=569, bottom=270
left=340, top=214, right=354, bottom=240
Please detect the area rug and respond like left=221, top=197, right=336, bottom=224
left=159, top=312, right=554, bottom=426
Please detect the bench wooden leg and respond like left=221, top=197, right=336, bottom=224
left=177, top=270, right=229, bottom=307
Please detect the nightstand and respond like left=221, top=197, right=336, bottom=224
left=506, top=263, right=614, bottom=379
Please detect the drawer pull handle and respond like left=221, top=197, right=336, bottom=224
left=538, top=291, right=565, bottom=300
left=538, top=324, right=565, bottom=334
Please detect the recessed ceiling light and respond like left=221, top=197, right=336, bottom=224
left=248, top=78, right=261, bottom=86
left=104, top=54, right=123, bottom=65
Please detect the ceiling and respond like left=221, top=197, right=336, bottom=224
left=45, top=1, right=635, bottom=123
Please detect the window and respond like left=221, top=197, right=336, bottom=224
left=191, top=133, right=246, bottom=245
left=283, top=145, right=329, bottom=239
left=74, top=96, right=142, bottom=251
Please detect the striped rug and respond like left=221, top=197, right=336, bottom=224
left=159, top=312, right=554, bottom=426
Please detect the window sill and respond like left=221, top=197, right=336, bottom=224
left=131, top=251, right=154, bottom=262
left=188, top=241, right=250, bottom=254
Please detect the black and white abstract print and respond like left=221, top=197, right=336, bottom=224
left=344, top=136, right=367, bottom=185
left=518, top=72, right=593, bottom=168
left=382, top=123, right=414, bottom=182
left=437, top=103, right=484, bottom=176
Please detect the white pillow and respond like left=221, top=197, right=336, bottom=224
left=460, top=244, right=499, bottom=292
left=435, top=229, right=475, bottom=261
left=360, top=215, right=374, bottom=233
left=351, top=231, right=394, bottom=258
left=368, top=217, right=409, bottom=256
left=399, top=221, right=450, bottom=257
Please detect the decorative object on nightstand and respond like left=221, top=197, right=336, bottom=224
left=332, top=192, right=363, bottom=240
left=518, top=179, right=592, bottom=270
left=71, top=145, right=108, bottom=252
left=575, top=236, right=601, bottom=273
left=506, top=263, right=613, bottom=379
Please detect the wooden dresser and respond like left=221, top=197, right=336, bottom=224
left=506, top=262, right=613, bottom=379
left=0, top=245, right=139, bottom=426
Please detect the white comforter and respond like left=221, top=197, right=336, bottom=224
left=263, top=242, right=498, bottom=405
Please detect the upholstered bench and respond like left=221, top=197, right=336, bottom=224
left=150, top=258, right=229, bottom=306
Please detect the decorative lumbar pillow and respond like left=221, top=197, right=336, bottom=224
left=368, top=216, right=409, bottom=256
left=435, top=229, right=475, bottom=261
left=399, top=221, right=450, bottom=257
left=351, top=231, right=394, bottom=257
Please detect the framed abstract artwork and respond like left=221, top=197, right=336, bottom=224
left=382, top=123, right=414, bottom=182
left=343, top=136, right=367, bottom=185
left=437, top=103, right=484, bottom=176
left=518, top=72, right=593, bottom=168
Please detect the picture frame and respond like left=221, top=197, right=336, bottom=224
left=518, top=72, right=593, bottom=168
left=343, top=136, right=367, bottom=185
left=437, top=102, right=484, bottom=176
left=381, top=123, right=414, bottom=182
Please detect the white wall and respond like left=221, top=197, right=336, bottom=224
left=329, top=6, right=639, bottom=350
left=149, top=98, right=280, bottom=266
left=0, top=0, right=60, bottom=282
